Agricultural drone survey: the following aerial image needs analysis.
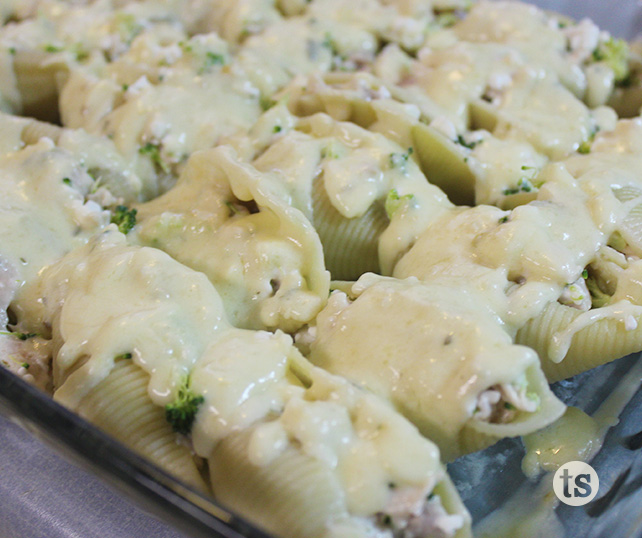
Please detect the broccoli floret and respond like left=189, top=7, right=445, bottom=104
left=385, top=189, right=414, bottom=219
left=592, top=38, right=630, bottom=83
left=111, top=205, right=137, bottom=234
left=139, top=142, right=170, bottom=173
left=165, top=378, right=204, bottom=435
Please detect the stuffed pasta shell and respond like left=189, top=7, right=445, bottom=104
left=129, top=145, right=329, bottom=332
left=307, top=274, right=565, bottom=460
left=247, top=109, right=452, bottom=279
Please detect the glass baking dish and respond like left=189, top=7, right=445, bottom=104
left=1, top=1, right=642, bottom=537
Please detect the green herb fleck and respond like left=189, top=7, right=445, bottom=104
left=503, top=174, right=540, bottom=196
left=504, top=402, right=515, bottom=410
left=389, top=147, right=414, bottom=172
left=111, top=205, right=137, bottom=234
left=115, top=352, right=133, bottom=361
left=0, top=331, right=37, bottom=341
left=165, top=377, right=205, bottom=435
left=62, top=177, right=71, bottom=186
left=273, top=125, right=282, bottom=133
left=498, top=215, right=509, bottom=224
left=44, top=44, right=63, bottom=53
left=582, top=269, right=588, bottom=279
left=199, top=51, right=226, bottom=73
left=456, top=134, right=481, bottom=150
left=8, top=47, right=16, bottom=55
left=225, top=200, right=241, bottom=216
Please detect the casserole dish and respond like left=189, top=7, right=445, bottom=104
left=1, top=1, right=642, bottom=537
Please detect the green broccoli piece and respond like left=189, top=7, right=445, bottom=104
left=139, top=142, right=170, bottom=173
left=592, top=38, right=630, bottom=83
left=111, top=205, right=137, bottom=234
left=578, top=140, right=592, bottom=154
left=578, top=126, right=600, bottom=155
left=585, top=277, right=611, bottom=308
left=385, top=189, right=414, bottom=219
left=165, top=378, right=204, bottom=435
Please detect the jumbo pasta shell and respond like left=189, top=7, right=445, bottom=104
left=517, top=301, right=642, bottom=382
left=411, top=123, right=477, bottom=206
left=311, top=174, right=388, bottom=280
left=209, top=426, right=347, bottom=538
left=77, top=359, right=208, bottom=493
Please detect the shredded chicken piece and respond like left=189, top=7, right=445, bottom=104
left=473, top=388, right=502, bottom=421
left=474, top=379, right=539, bottom=423
left=375, top=485, right=464, bottom=538
left=0, top=334, right=53, bottom=392
left=563, top=18, right=603, bottom=64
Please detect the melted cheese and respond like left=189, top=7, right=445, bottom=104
left=0, top=137, right=108, bottom=294
left=132, top=146, right=329, bottom=332
left=309, top=273, right=544, bottom=458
